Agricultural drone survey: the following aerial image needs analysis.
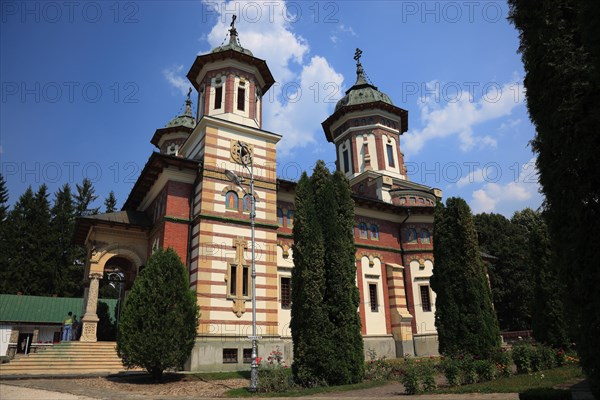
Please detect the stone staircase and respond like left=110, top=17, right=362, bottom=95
left=0, top=341, right=139, bottom=376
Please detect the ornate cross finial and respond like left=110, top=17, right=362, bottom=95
left=230, top=14, right=237, bottom=29
left=187, top=87, right=192, bottom=99
left=185, top=87, right=193, bottom=115
left=354, top=48, right=363, bottom=64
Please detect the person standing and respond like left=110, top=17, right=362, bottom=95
left=62, top=312, right=73, bottom=342
left=71, top=315, right=79, bottom=341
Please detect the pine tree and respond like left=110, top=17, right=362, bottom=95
left=509, top=0, right=600, bottom=392
left=117, top=248, right=199, bottom=381
left=290, top=172, right=330, bottom=386
left=104, top=191, right=117, bottom=213
left=0, top=174, right=10, bottom=290
left=2, top=186, right=53, bottom=295
left=73, top=178, right=99, bottom=216
left=0, top=174, right=8, bottom=222
left=51, top=184, right=81, bottom=296
left=430, top=198, right=500, bottom=359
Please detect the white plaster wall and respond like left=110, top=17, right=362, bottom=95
left=356, top=134, right=378, bottom=172
left=362, top=257, right=387, bottom=335
left=410, top=260, right=437, bottom=334
left=0, top=325, right=11, bottom=356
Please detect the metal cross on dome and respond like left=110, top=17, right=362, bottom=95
left=354, top=48, right=363, bottom=64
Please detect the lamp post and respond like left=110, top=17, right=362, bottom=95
left=225, top=141, right=259, bottom=392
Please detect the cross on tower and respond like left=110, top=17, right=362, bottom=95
left=354, top=48, right=363, bottom=64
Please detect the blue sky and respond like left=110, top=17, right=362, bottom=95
left=0, top=0, right=542, bottom=216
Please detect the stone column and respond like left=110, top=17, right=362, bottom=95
left=80, top=272, right=102, bottom=342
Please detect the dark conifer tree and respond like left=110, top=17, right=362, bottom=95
left=2, top=186, right=53, bottom=295
left=474, top=212, right=532, bottom=331
left=509, top=0, right=600, bottom=392
left=430, top=198, right=500, bottom=358
left=104, top=191, right=118, bottom=213
left=291, top=172, right=330, bottom=386
left=74, top=178, right=99, bottom=216
left=0, top=174, right=8, bottom=222
left=51, top=184, right=81, bottom=296
left=117, top=248, right=199, bottom=381
left=529, top=214, right=569, bottom=349
left=0, top=174, right=10, bottom=290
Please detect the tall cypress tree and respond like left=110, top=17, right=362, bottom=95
left=290, top=172, right=330, bottom=386
left=509, top=0, right=600, bottom=392
left=529, top=213, right=569, bottom=349
left=430, top=198, right=500, bottom=358
left=104, top=191, right=118, bottom=213
left=291, top=163, right=363, bottom=386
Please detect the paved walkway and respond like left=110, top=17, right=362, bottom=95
left=1, top=383, right=97, bottom=400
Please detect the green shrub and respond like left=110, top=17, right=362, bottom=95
left=474, top=359, right=497, bottom=382
left=519, top=388, right=572, bottom=400
left=513, top=344, right=535, bottom=374
left=399, top=359, right=421, bottom=395
left=420, top=359, right=437, bottom=391
left=490, top=348, right=513, bottom=377
left=258, top=366, right=295, bottom=393
left=364, top=351, right=393, bottom=381
left=440, top=357, right=462, bottom=386
left=459, top=356, right=478, bottom=384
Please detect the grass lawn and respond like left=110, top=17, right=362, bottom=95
left=434, top=365, right=584, bottom=394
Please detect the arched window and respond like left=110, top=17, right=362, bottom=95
left=420, top=229, right=431, bottom=244
left=359, top=223, right=368, bottom=238
left=287, top=210, right=294, bottom=228
left=277, top=208, right=283, bottom=226
left=243, top=194, right=252, bottom=212
left=407, top=228, right=418, bottom=243
left=370, top=225, right=379, bottom=240
left=225, top=191, right=238, bottom=210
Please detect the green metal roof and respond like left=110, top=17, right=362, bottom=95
left=0, top=295, right=117, bottom=324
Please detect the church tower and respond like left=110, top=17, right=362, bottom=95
left=185, top=16, right=274, bottom=130
left=322, top=49, right=409, bottom=203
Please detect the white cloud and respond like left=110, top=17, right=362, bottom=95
left=470, top=157, right=542, bottom=214
left=404, top=79, right=524, bottom=154
left=264, top=55, right=344, bottom=156
left=202, top=0, right=309, bottom=84
left=163, top=65, right=189, bottom=96
left=162, top=0, right=345, bottom=156
left=499, top=118, right=522, bottom=130
left=456, top=167, right=486, bottom=188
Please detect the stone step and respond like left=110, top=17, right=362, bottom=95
left=0, top=341, right=140, bottom=377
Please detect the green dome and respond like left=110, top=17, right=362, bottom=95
left=165, top=96, right=196, bottom=129
left=166, top=114, right=196, bottom=129
left=211, top=26, right=253, bottom=57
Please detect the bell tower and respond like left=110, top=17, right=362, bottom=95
left=186, top=16, right=274, bottom=130
left=322, top=49, right=410, bottom=202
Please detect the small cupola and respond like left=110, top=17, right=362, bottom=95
left=186, top=15, right=275, bottom=129
left=151, top=89, right=196, bottom=156
left=322, top=49, right=410, bottom=186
